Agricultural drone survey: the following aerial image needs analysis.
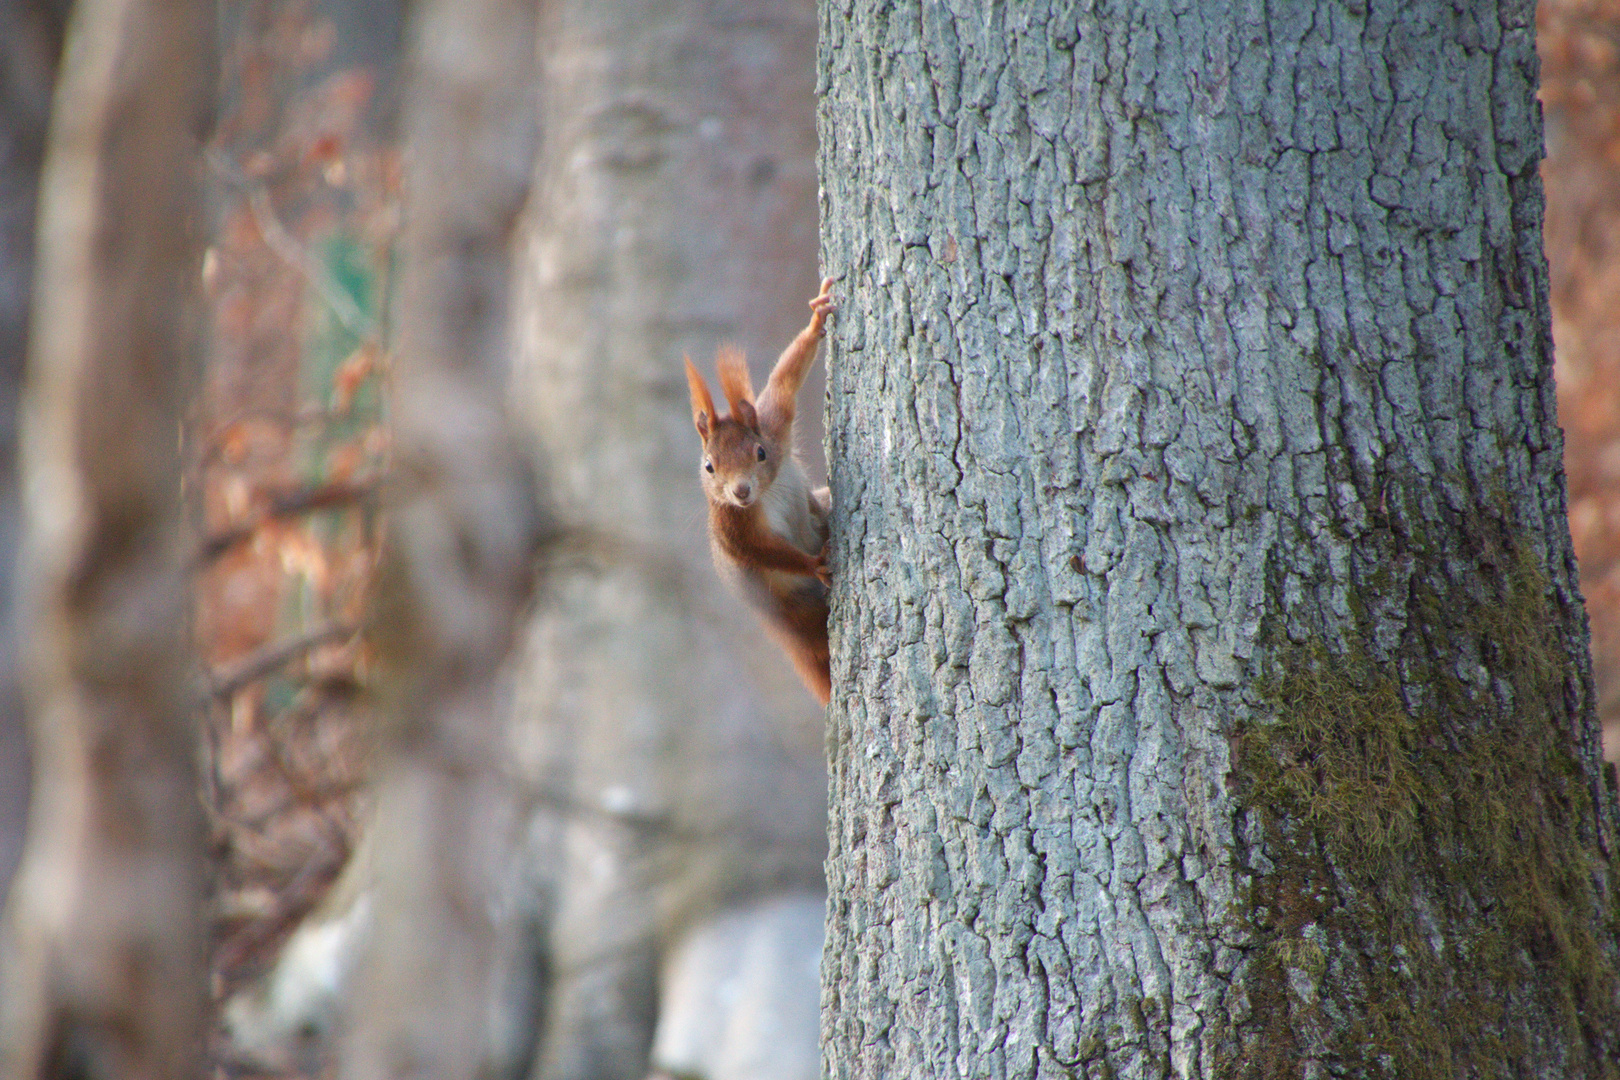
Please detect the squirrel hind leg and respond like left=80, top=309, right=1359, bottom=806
left=761, top=592, right=830, bottom=706
left=800, top=658, right=831, bottom=707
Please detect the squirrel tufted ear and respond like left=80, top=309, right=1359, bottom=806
left=685, top=356, right=715, bottom=439
left=715, top=346, right=756, bottom=423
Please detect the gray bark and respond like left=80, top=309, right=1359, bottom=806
left=818, top=2, right=1618, bottom=1078
left=335, top=0, right=550, bottom=1078
left=508, top=1, right=827, bottom=1078
left=0, top=0, right=67, bottom=906
left=0, top=0, right=215, bottom=1076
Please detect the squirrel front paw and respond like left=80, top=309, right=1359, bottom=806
left=808, top=277, right=835, bottom=334
left=813, top=546, right=832, bottom=587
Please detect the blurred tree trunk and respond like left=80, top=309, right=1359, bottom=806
left=335, top=0, right=551, bottom=1078
left=0, top=0, right=215, bottom=1077
left=507, top=1, right=826, bottom=1078
left=819, top=2, right=1620, bottom=1078
left=0, top=0, right=68, bottom=906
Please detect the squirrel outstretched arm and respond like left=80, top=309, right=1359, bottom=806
left=756, top=283, right=834, bottom=443
left=686, top=278, right=835, bottom=705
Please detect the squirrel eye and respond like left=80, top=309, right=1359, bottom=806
left=756, top=445, right=767, bottom=462
left=704, top=460, right=714, bottom=473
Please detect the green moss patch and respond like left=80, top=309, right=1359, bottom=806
left=1227, top=552, right=1620, bottom=1079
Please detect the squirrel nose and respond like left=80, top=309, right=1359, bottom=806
left=733, top=483, right=752, bottom=502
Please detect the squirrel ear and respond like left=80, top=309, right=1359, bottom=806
left=715, top=346, right=756, bottom=413
left=685, top=356, right=716, bottom=439
left=734, top=397, right=758, bottom=431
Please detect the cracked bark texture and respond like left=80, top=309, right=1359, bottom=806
left=0, top=0, right=214, bottom=1076
left=818, top=2, right=1620, bottom=1078
left=506, top=2, right=828, bottom=1079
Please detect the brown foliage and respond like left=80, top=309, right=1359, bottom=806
left=1542, top=0, right=1620, bottom=754
left=193, top=3, right=396, bottom=1074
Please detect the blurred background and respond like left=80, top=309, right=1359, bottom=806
left=1542, top=0, right=1620, bottom=755
left=0, top=0, right=1618, bottom=1078
left=1, top=0, right=830, bottom=1077
left=192, top=2, right=831, bottom=1078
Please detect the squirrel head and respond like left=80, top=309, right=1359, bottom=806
left=685, top=349, right=781, bottom=509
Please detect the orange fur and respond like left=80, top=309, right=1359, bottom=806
left=686, top=278, right=836, bottom=705
left=716, top=346, right=755, bottom=414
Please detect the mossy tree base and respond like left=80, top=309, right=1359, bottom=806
left=1231, top=539, right=1620, bottom=1079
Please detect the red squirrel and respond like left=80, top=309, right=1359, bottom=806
left=685, top=277, right=835, bottom=705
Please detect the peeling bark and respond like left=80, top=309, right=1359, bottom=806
left=818, top=2, right=1619, bottom=1077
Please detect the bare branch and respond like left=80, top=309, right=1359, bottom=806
left=197, top=473, right=384, bottom=564
left=206, top=147, right=378, bottom=341
left=207, top=621, right=360, bottom=701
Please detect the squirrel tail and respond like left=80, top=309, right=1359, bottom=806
left=771, top=624, right=830, bottom=706
left=758, top=582, right=830, bottom=706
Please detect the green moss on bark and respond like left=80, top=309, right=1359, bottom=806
left=1226, top=550, right=1620, bottom=1079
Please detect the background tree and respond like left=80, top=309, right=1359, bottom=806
left=0, top=0, right=216, bottom=1076
left=334, top=0, right=550, bottom=1077
left=0, top=0, right=67, bottom=902
left=1542, top=0, right=1620, bottom=756
left=818, top=2, right=1620, bottom=1078
left=201, top=0, right=835, bottom=1075
left=506, top=0, right=828, bottom=1077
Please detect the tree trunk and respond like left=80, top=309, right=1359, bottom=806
left=508, top=1, right=826, bottom=1078
left=0, top=0, right=68, bottom=906
left=336, top=0, right=550, bottom=1077
left=0, top=0, right=215, bottom=1076
left=818, top=2, right=1620, bottom=1078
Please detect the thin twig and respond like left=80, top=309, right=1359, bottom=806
left=205, top=147, right=378, bottom=341
left=197, top=474, right=383, bottom=564
left=207, top=621, right=360, bottom=701
left=246, top=187, right=374, bottom=339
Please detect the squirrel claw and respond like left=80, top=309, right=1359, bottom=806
left=814, top=547, right=832, bottom=586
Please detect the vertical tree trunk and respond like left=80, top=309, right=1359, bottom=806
left=0, top=0, right=68, bottom=905
left=508, top=1, right=826, bottom=1078
left=818, top=2, right=1619, bottom=1078
left=336, top=1, right=549, bottom=1078
left=0, top=0, right=215, bottom=1077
